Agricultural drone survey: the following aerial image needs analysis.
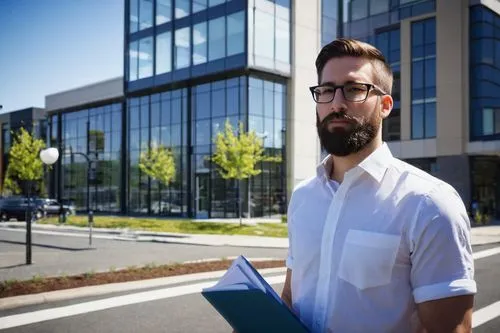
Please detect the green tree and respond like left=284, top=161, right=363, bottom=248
left=3, top=127, right=46, bottom=196
left=138, top=145, right=176, bottom=211
left=211, top=120, right=281, bottom=226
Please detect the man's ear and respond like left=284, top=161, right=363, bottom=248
left=380, top=95, right=393, bottom=119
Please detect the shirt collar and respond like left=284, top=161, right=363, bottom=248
left=316, top=143, right=394, bottom=184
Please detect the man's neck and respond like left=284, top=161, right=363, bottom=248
left=329, top=138, right=382, bottom=183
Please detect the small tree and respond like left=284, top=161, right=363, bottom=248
left=138, top=145, right=176, bottom=213
left=211, top=120, right=281, bottom=226
left=3, top=127, right=46, bottom=196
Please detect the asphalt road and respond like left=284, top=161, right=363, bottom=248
left=0, top=229, right=288, bottom=281
left=1, top=232, right=500, bottom=332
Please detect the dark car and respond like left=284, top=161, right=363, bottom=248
left=35, top=198, right=75, bottom=217
left=0, top=197, right=44, bottom=221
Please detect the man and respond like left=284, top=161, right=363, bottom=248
left=281, top=39, right=476, bottom=332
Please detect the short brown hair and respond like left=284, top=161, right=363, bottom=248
left=315, top=38, right=393, bottom=94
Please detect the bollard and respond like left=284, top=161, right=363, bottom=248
left=88, top=210, right=94, bottom=247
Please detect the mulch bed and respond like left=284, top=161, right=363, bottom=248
left=0, top=259, right=285, bottom=298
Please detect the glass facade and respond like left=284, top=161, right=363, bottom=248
left=125, top=75, right=286, bottom=218
left=128, top=90, right=189, bottom=216
left=59, top=104, right=123, bottom=212
left=411, top=17, right=436, bottom=139
left=247, top=0, right=291, bottom=74
left=470, top=5, right=500, bottom=140
left=375, top=27, right=401, bottom=141
left=127, top=0, right=248, bottom=91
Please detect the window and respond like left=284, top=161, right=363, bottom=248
left=129, top=41, right=139, bottom=81
left=175, top=27, right=191, bottom=69
left=193, top=0, right=207, bottom=13
left=227, top=11, right=245, bottom=57
left=130, top=0, right=139, bottom=33
left=351, top=0, right=368, bottom=21
left=156, top=32, right=171, bottom=74
left=209, top=0, right=225, bottom=7
left=411, top=18, right=436, bottom=139
left=175, top=0, right=190, bottom=19
left=369, top=0, right=388, bottom=15
left=156, top=0, right=171, bottom=25
left=209, top=17, right=226, bottom=61
left=138, top=37, right=153, bottom=78
left=193, top=22, right=208, bottom=65
left=275, top=18, right=290, bottom=63
left=254, top=10, right=274, bottom=60
left=139, top=0, right=153, bottom=30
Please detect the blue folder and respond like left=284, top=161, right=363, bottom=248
left=201, top=256, right=310, bottom=333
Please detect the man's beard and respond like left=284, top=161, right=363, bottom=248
left=316, top=110, right=380, bottom=157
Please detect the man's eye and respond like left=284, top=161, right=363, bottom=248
left=321, top=88, right=335, bottom=94
left=346, top=86, right=366, bottom=92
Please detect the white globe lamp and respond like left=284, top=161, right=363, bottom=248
left=40, top=147, right=59, bottom=165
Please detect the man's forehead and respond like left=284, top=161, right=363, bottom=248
left=320, top=57, right=374, bottom=84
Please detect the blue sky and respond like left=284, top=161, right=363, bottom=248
left=0, top=0, right=124, bottom=113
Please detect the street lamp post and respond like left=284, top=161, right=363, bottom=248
left=41, top=147, right=94, bottom=247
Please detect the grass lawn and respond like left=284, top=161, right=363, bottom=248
left=39, top=215, right=288, bottom=238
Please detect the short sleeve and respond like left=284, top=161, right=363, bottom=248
left=410, top=184, right=477, bottom=304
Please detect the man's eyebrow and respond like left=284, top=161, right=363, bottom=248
left=319, top=80, right=362, bottom=86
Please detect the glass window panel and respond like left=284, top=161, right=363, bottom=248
left=175, top=0, right=190, bottom=19
left=412, top=22, right=424, bottom=46
left=129, top=105, right=140, bottom=129
left=171, top=124, right=184, bottom=147
left=156, top=0, right=171, bottom=24
left=160, top=98, right=171, bottom=125
left=156, top=31, right=172, bottom=74
left=171, top=97, right=182, bottom=124
left=264, top=117, right=274, bottom=147
left=483, top=108, right=494, bottom=135
left=151, top=102, right=160, bottom=126
left=139, top=0, right=153, bottom=30
left=227, top=11, right=245, bottom=57
left=138, top=37, right=153, bottom=79
left=140, top=102, right=149, bottom=128
left=412, top=60, right=424, bottom=89
left=351, top=0, right=368, bottom=20
left=274, top=88, right=284, bottom=120
left=212, top=117, right=225, bottom=141
left=193, top=0, right=207, bottom=13
left=175, top=27, right=191, bottom=69
left=111, top=131, right=121, bottom=152
left=425, top=58, right=436, bottom=89
left=130, top=0, right=139, bottom=33
left=370, top=0, right=389, bottom=15
left=249, top=115, right=264, bottom=133
left=264, top=83, right=274, bottom=118
left=209, top=0, right=225, bottom=7
left=140, top=127, right=149, bottom=150
left=160, top=125, right=171, bottom=146
left=495, top=109, right=500, bottom=134
left=193, top=22, right=208, bottom=65
left=209, top=17, right=226, bottom=61
left=212, top=86, right=226, bottom=118
left=130, top=129, right=140, bottom=150
left=274, top=117, right=283, bottom=148
left=226, top=86, right=239, bottom=116
left=151, top=126, right=160, bottom=146
left=129, top=41, right=139, bottom=81
left=412, top=104, right=424, bottom=139
left=425, top=103, right=436, bottom=138
left=254, top=10, right=274, bottom=59
left=275, top=18, right=290, bottom=63
left=195, top=91, right=211, bottom=119
left=424, top=18, right=436, bottom=44
left=196, top=120, right=211, bottom=146
left=249, top=82, right=264, bottom=116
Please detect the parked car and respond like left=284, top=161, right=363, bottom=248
left=34, top=198, right=75, bottom=217
left=0, top=197, right=44, bottom=221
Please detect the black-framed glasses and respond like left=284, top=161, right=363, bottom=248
left=309, top=82, right=386, bottom=103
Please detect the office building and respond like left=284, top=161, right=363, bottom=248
left=44, top=0, right=500, bottom=219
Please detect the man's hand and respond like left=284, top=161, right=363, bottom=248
left=417, top=295, right=473, bottom=333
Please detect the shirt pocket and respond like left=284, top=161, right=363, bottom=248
left=338, top=229, right=401, bottom=290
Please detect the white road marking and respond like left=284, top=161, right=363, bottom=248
left=0, top=275, right=286, bottom=330
left=473, top=301, right=500, bottom=328
left=473, top=246, right=500, bottom=260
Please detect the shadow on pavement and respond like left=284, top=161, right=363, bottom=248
left=0, top=239, right=94, bottom=252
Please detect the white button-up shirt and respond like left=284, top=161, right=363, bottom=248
left=286, top=143, right=476, bottom=333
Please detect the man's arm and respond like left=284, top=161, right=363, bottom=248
left=281, top=268, right=293, bottom=309
left=417, top=295, right=474, bottom=333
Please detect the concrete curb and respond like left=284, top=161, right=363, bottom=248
left=0, top=263, right=286, bottom=311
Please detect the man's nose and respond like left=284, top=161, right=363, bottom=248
left=329, top=88, right=347, bottom=113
